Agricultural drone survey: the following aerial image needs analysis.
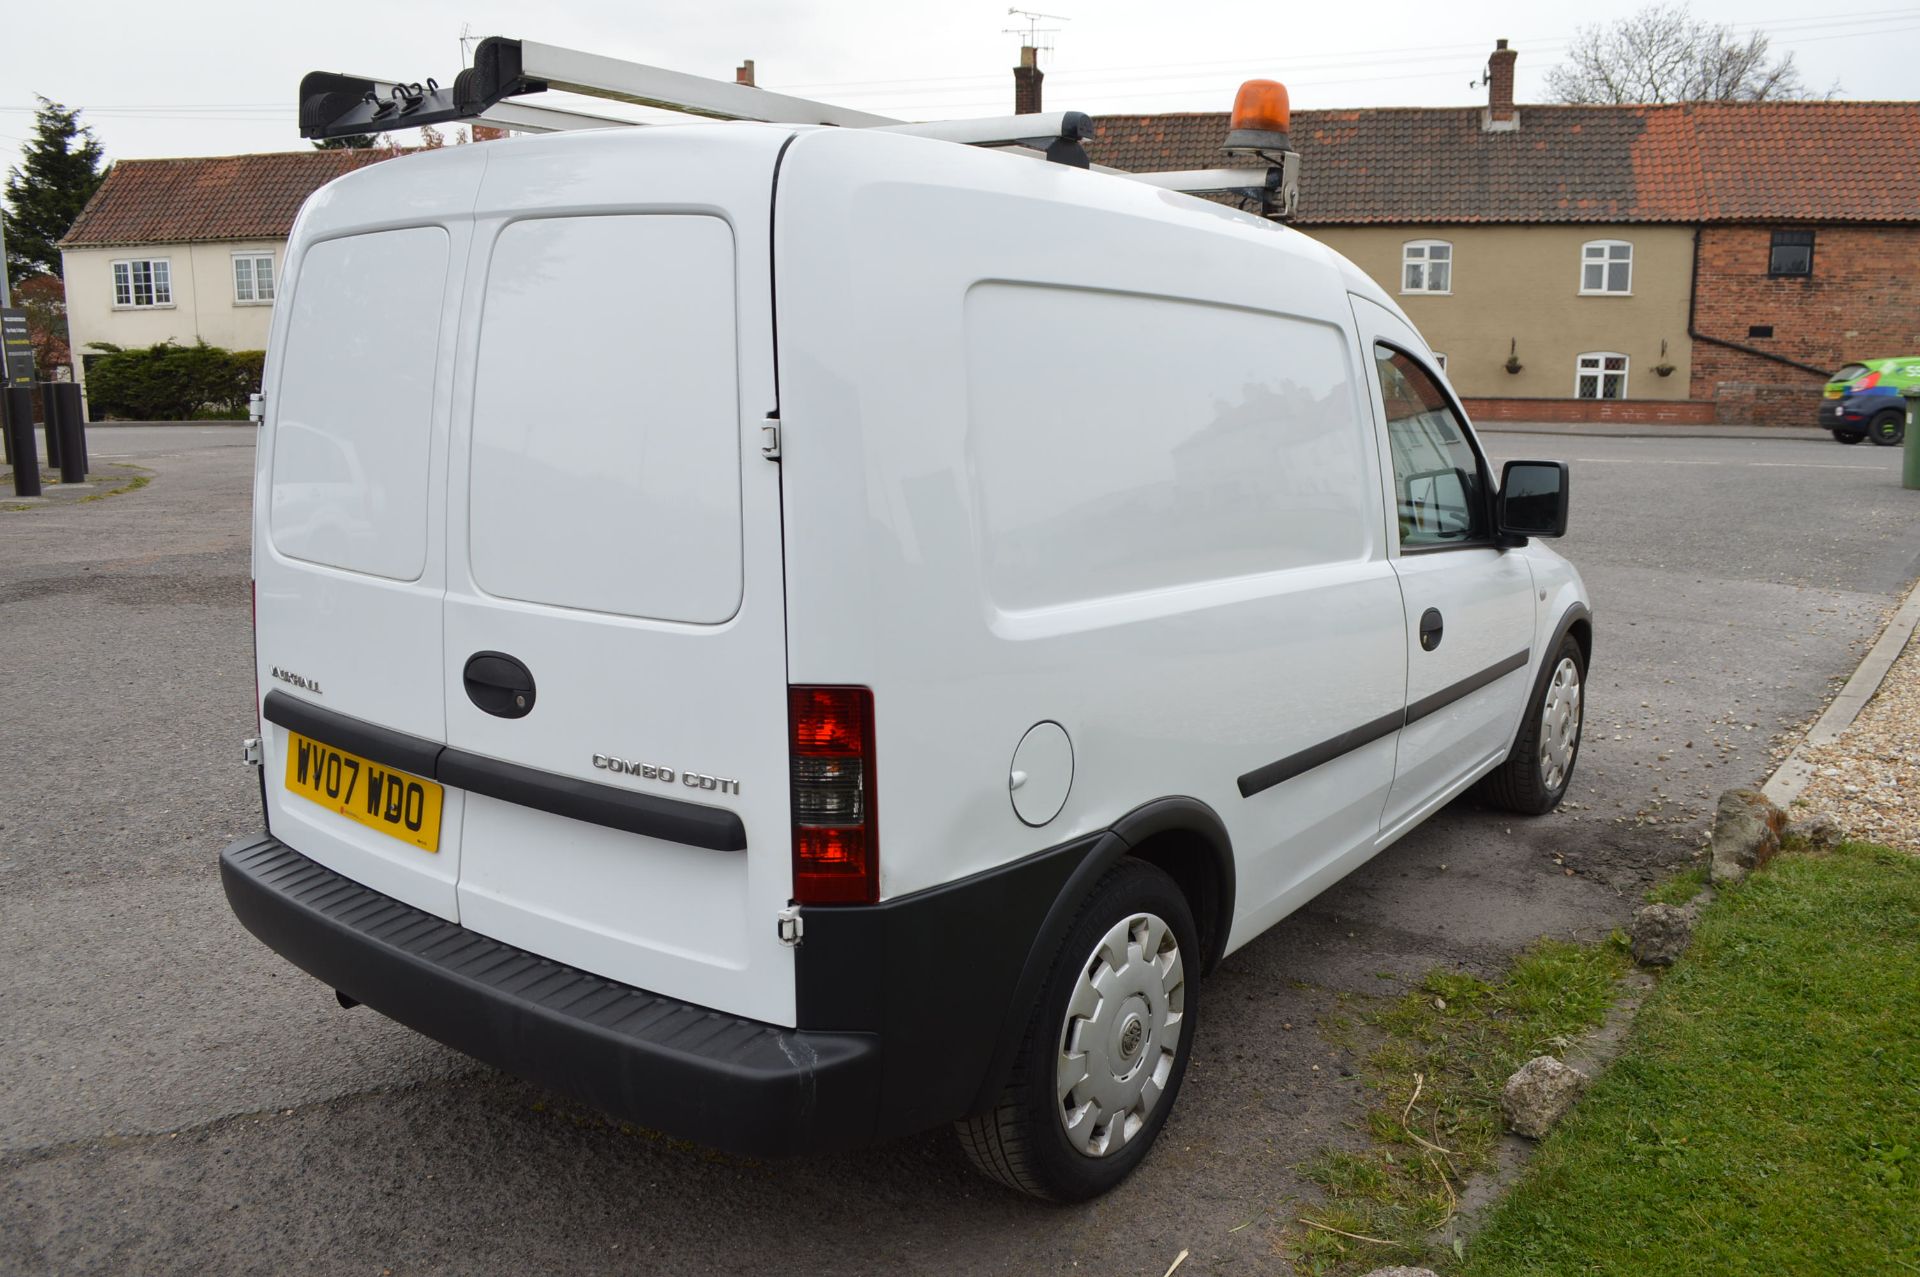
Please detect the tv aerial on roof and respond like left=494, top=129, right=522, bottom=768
left=1005, top=8, right=1070, bottom=55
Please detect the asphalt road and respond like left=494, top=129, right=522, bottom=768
left=3, top=426, right=1917, bottom=1275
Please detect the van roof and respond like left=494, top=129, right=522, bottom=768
left=304, top=120, right=1365, bottom=285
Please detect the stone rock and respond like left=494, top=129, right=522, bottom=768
left=1785, top=812, right=1843, bottom=851
left=1501, top=1055, right=1589, bottom=1139
left=1709, top=788, right=1786, bottom=885
left=1631, top=902, right=1696, bottom=966
left=1359, top=1270, right=1441, bottom=1277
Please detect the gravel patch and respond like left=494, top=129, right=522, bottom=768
left=1795, top=602, right=1920, bottom=853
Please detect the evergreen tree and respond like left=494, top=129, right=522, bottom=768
left=3, top=97, right=107, bottom=286
left=314, top=134, right=377, bottom=150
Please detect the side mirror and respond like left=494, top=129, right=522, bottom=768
left=1497, top=460, right=1570, bottom=540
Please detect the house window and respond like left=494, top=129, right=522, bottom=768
left=111, top=258, right=172, bottom=308
left=1579, top=240, right=1632, bottom=294
left=233, top=252, right=276, bottom=303
left=1769, top=230, right=1814, bottom=277
left=1576, top=352, right=1628, bottom=400
left=1402, top=241, right=1452, bottom=294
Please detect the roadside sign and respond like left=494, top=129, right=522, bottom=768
left=0, top=308, right=34, bottom=387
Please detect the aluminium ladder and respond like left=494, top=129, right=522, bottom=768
left=297, top=35, right=1299, bottom=218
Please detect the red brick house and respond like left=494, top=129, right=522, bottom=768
left=1086, top=42, right=1920, bottom=425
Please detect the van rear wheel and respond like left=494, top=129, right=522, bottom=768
left=954, top=858, right=1199, bottom=1201
left=1477, top=633, right=1584, bottom=815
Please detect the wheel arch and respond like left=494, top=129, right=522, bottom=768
left=1525, top=601, right=1592, bottom=740
left=1565, top=608, right=1592, bottom=668
left=968, top=795, right=1234, bottom=1113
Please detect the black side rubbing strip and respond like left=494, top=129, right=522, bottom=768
left=439, top=750, right=747, bottom=853
left=1406, top=648, right=1531, bottom=725
left=263, top=690, right=444, bottom=779
left=1236, top=648, right=1534, bottom=799
left=261, top=690, right=746, bottom=852
left=1238, top=708, right=1404, bottom=799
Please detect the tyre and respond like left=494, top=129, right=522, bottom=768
left=1869, top=409, right=1906, bottom=446
left=1833, top=430, right=1865, bottom=445
left=955, top=858, right=1199, bottom=1202
left=1476, top=633, right=1585, bottom=815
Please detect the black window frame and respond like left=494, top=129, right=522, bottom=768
left=1768, top=230, right=1815, bottom=278
left=1371, top=341, right=1499, bottom=556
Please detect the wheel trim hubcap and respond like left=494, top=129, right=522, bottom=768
left=1538, top=656, right=1583, bottom=791
left=1056, top=911, right=1185, bottom=1158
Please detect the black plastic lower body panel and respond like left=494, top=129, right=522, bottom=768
left=219, top=835, right=879, bottom=1157
left=795, top=831, right=1110, bottom=1138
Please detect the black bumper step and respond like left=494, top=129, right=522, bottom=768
left=219, top=835, right=879, bottom=1156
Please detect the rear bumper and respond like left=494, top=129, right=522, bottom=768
left=219, top=834, right=880, bottom=1157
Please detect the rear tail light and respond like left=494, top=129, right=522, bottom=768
left=788, top=686, right=877, bottom=905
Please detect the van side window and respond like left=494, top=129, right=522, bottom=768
left=1373, top=344, right=1488, bottom=549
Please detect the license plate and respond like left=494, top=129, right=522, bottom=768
left=284, top=731, right=443, bottom=852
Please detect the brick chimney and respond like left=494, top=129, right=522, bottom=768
left=1014, top=45, right=1043, bottom=115
left=1484, top=39, right=1518, bottom=130
left=736, top=59, right=756, bottom=87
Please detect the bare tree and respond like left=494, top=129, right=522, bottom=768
left=1546, top=4, right=1819, bottom=103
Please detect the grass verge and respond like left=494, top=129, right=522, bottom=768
left=80, top=470, right=151, bottom=501
left=1643, top=865, right=1707, bottom=906
left=1288, top=937, right=1632, bottom=1273
left=1460, top=842, right=1920, bottom=1276
left=1, top=464, right=151, bottom=511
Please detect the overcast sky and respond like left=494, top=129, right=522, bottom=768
left=3, top=0, right=1916, bottom=177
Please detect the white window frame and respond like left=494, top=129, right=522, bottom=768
left=1401, top=240, right=1453, bottom=295
left=1579, top=240, right=1633, bottom=295
left=232, top=251, right=276, bottom=305
left=1575, top=351, right=1630, bottom=400
left=111, top=257, right=174, bottom=309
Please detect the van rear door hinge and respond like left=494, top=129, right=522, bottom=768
left=761, top=413, right=781, bottom=461
left=776, top=905, right=803, bottom=946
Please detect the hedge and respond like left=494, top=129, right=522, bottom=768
left=84, top=341, right=265, bottom=421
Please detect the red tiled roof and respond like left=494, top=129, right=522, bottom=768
left=59, top=149, right=394, bottom=248
left=1087, top=101, right=1920, bottom=225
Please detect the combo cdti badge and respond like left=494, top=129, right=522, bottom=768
left=223, top=55, right=1591, bottom=1202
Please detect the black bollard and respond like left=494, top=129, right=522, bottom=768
left=5, top=385, right=41, bottom=497
left=39, top=382, right=61, bottom=470
left=55, top=383, right=85, bottom=484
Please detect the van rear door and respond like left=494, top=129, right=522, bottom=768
left=440, top=129, right=797, bottom=1027
left=254, top=147, right=486, bottom=920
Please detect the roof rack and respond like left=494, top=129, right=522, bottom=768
left=299, top=36, right=1298, bottom=217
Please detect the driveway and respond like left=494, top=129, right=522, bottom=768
left=3, top=426, right=1916, bottom=1275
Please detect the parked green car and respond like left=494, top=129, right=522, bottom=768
left=1821, top=357, right=1920, bottom=445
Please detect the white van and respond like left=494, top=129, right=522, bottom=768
left=223, top=106, right=1589, bottom=1202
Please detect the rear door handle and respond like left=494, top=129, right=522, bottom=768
left=1419, top=608, right=1444, bottom=652
left=464, top=651, right=537, bottom=718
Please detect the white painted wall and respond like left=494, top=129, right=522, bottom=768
left=61, top=239, right=283, bottom=407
